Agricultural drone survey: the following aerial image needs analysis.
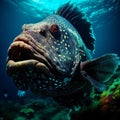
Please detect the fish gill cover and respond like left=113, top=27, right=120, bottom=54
left=0, top=0, right=120, bottom=120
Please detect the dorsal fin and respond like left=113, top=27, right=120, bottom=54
left=56, top=3, right=95, bottom=51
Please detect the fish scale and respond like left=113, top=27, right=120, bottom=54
left=6, top=3, right=119, bottom=107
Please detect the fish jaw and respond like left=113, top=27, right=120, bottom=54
left=6, top=33, right=72, bottom=94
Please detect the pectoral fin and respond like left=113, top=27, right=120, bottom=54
left=80, top=71, right=107, bottom=92
left=81, top=54, right=119, bottom=85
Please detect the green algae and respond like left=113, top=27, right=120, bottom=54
left=20, top=108, right=35, bottom=114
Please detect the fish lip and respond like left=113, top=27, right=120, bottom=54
left=7, top=33, right=65, bottom=79
left=6, top=59, right=52, bottom=77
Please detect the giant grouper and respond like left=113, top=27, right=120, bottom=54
left=6, top=3, right=120, bottom=108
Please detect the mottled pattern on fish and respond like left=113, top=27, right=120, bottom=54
left=7, top=11, right=89, bottom=94
left=6, top=3, right=119, bottom=107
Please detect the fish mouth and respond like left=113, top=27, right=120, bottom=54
left=6, top=34, right=67, bottom=92
left=7, top=34, right=54, bottom=75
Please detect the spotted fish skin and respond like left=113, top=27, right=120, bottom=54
left=22, top=15, right=83, bottom=75
left=7, top=13, right=90, bottom=96
left=6, top=3, right=119, bottom=107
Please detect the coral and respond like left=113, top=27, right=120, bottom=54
left=52, top=110, right=71, bottom=120
left=99, top=77, right=120, bottom=112
left=17, top=90, right=26, bottom=97
left=20, top=107, right=36, bottom=119
left=71, top=70, right=120, bottom=119
left=14, top=116, right=26, bottom=120
left=20, top=107, right=35, bottom=114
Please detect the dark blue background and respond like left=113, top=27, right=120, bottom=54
left=0, top=0, right=120, bottom=99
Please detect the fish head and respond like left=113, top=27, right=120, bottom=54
left=6, top=15, right=82, bottom=96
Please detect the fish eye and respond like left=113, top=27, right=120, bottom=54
left=50, top=24, right=61, bottom=39
left=50, top=24, right=59, bottom=33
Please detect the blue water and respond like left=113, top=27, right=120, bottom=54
left=0, top=0, right=120, bottom=101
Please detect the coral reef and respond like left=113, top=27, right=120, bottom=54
left=71, top=68, right=120, bottom=120
left=99, top=72, right=120, bottom=112
left=0, top=98, right=68, bottom=120
left=0, top=70, right=120, bottom=120
left=20, top=107, right=35, bottom=119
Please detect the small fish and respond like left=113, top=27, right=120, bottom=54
left=6, top=3, right=119, bottom=107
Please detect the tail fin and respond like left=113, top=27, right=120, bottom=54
left=81, top=54, right=119, bottom=84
